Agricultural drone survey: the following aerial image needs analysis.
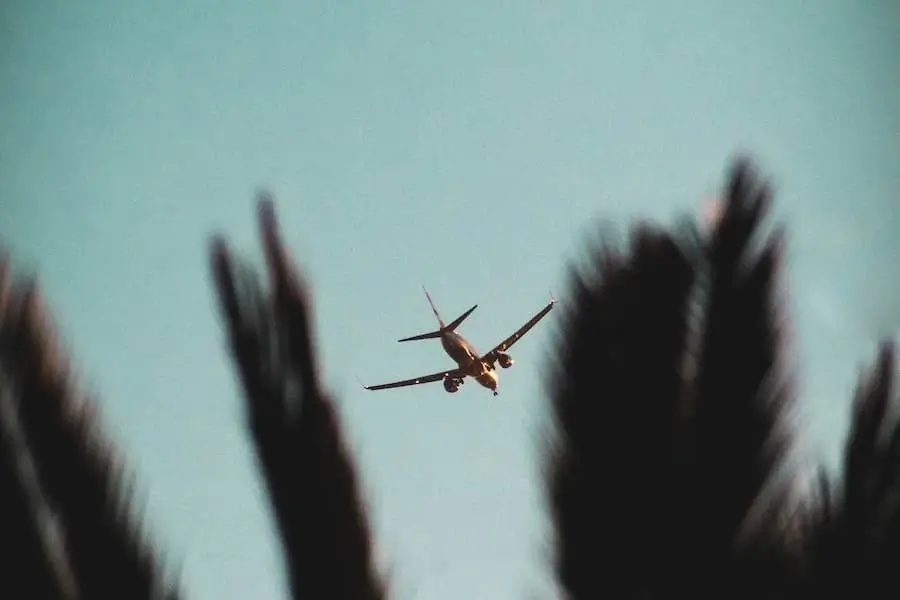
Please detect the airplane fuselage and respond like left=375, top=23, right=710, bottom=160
left=440, top=331, right=499, bottom=392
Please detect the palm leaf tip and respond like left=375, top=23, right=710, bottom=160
left=693, top=158, right=793, bottom=471
left=210, top=195, right=386, bottom=600
left=545, top=221, right=697, bottom=597
left=664, top=158, right=803, bottom=599
left=802, top=340, right=899, bottom=594
left=544, top=157, right=803, bottom=597
left=0, top=252, right=74, bottom=599
left=1, top=266, right=182, bottom=600
left=706, top=156, right=774, bottom=277
left=844, top=339, right=898, bottom=523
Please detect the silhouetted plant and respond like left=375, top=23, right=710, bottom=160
left=797, top=340, right=900, bottom=598
left=209, top=195, right=387, bottom=600
left=0, top=257, right=73, bottom=599
left=0, top=254, right=181, bottom=600
left=544, top=222, right=697, bottom=598
left=1, top=155, right=897, bottom=600
left=543, top=157, right=799, bottom=599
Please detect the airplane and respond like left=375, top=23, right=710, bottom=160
left=360, top=287, right=556, bottom=396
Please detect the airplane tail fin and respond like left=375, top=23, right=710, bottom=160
left=397, top=287, right=477, bottom=342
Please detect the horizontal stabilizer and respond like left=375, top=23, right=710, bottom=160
left=398, top=329, right=443, bottom=342
left=398, top=303, right=476, bottom=342
left=398, top=289, right=476, bottom=342
left=445, top=304, right=477, bottom=332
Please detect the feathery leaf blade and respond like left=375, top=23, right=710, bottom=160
left=545, top=223, right=696, bottom=598
left=2, top=273, right=181, bottom=600
left=0, top=343, right=73, bottom=599
left=210, top=196, right=385, bottom=600
left=685, top=159, right=795, bottom=568
left=845, top=341, right=896, bottom=519
left=800, top=341, right=899, bottom=597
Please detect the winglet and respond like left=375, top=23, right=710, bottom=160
left=355, top=374, right=371, bottom=390
left=549, top=288, right=556, bottom=304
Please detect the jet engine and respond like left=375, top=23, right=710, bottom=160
left=443, top=377, right=460, bottom=393
left=498, top=352, right=514, bottom=369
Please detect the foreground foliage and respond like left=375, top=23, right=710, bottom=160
left=1, top=156, right=896, bottom=599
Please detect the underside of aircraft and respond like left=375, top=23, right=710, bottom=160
left=361, top=287, right=555, bottom=395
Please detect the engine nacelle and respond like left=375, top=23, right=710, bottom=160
left=497, top=352, right=514, bottom=369
left=443, top=377, right=460, bottom=393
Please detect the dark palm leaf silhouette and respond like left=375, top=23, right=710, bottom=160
left=0, top=382, right=72, bottom=600
left=678, top=158, right=798, bottom=595
left=2, top=154, right=898, bottom=600
left=209, top=194, right=386, bottom=600
left=0, top=254, right=181, bottom=600
left=0, top=257, right=74, bottom=599
left=544, top=157, right=798, bottom=599
left=544, top=222, right=697, bottom=598
left=800, top=339, right=900, bottom=597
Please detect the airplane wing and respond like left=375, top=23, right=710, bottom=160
left=479, top=298, right=556, bottom=367
left=361, top=367, right=464, bottom=391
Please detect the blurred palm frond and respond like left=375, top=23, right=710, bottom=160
left=678, top=158, right=798, bottom=594
left=545, top=219, right=697, bottom=597
left=800, top=339, right=900, bottom=597
left=0, top=252, right=180, bottom=600
left=209, top=194, right=386, bottom=600
left=2, top=155, right=898, bottom=600
left=544, top=156, right=799, bottom=599
left=0, top=256, right=73, bottom=599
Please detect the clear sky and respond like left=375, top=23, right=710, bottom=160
left=2, top=1, right=899, bottom=598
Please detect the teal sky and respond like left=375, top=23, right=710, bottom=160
left=2, top=1, right=899, bottom=598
